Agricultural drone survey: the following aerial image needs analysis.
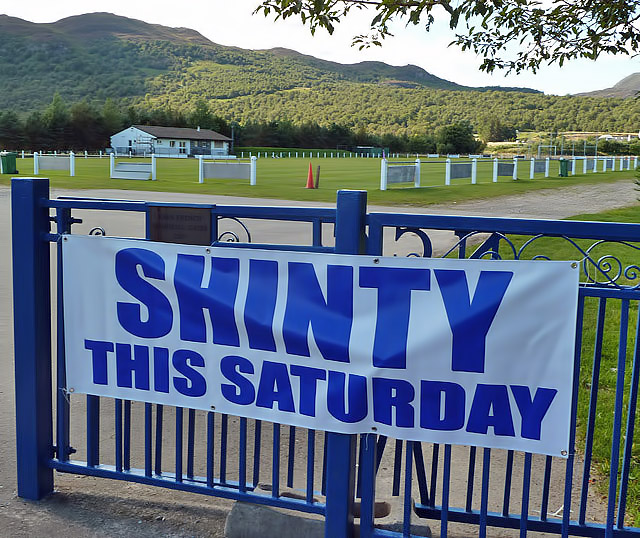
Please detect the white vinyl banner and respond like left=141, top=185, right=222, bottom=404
left=62, top=235, right=580, bottom=457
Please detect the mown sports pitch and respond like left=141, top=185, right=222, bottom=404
left=1, top=155, right=635, bottom=206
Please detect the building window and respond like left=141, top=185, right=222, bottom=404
left=170, top=141, right=176, bottom=148
left=179, top=141, right=186, bottom=154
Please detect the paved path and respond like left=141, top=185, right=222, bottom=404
left=0, top=180, right=636, bottom=537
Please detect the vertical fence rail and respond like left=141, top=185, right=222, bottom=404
left=11, top=177, right=54, bottom=500
left=324, top=190, right=367, bottom=538
left=55, top=207, right=72, bottom=465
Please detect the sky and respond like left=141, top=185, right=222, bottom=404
left=3, top=0, right=639, bottom=95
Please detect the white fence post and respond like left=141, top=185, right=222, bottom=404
left=545, top=158, right=550, bottom=177
left=512, top=158, right=518, bottom=180
left=198, top=155, right=204, bottom=184
left=493, top=158, right=498, bottom=182
left=471, top=158, right=477, bottom=184
left=530, top=158, right=535, bottom=179
left=250, top=156, right=257, bottom=186
left=634, top=156, right=638, bottom=170
left=380, top=158, right=388, bottom=191
left=414, top=158, right=421, bottom=187
left=99, top=150, right=103, bottom=159
left=84, top=150, right=88, bottom=159
left=33, top=152, right=39, bottom=175
left=69, top=151, right=75, bottom=177
left=571, top=157, right=576, bottom=176
left=445, top=158, right=452, bottom=186
left=110, top=153, right=115, bottom=178
left=21, top=150, right=25, bottom=159
left=583, top=158, right=588, bottom=174
left=151, top=154, right=157, bottom=181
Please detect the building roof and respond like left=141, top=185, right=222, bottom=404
left=133, top=125, right=231, bottom=141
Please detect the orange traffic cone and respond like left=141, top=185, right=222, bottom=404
left=306, top=162, right=315, bottom=189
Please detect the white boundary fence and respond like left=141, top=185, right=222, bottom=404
left=601, top=157, right=616, bottom=172
left=584, top=157, right=597, bottom=173
left=493, top=158, right=519, bottom=182
left=529, top=157, right=550, bottom=178
left=380, top=158, right=421, bottom=190
left=110, top=153, right=156, bottom=181
left=445, top=158, right=477, bottom=185
left=199, top=156, right=257, bottom=185
left=33, top=152, right=75, bottom=177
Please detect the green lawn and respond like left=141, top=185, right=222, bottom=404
left=493, top=205, right=640, bottom=525
left=1, top=155, right=635, bottom=207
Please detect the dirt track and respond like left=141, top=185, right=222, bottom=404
left=0, top=179, right=637, bottom=537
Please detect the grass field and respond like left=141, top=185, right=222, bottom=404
left=1, top=155, right=636, bottom=206
left=496, top=205, right=640, bottom=524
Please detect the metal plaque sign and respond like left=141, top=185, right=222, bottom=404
left=148, top=205, right=212, bottom=245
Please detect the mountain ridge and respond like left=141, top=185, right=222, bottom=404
left=576, top=72, right=640, bottom=98
left=1, top=12, right=639, bottom=135
left=0, top=11, right=541, bottom=109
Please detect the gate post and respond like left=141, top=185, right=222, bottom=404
left=325, top=190, right=367, bottom=538
left=11, top=177, right=54, bottom=500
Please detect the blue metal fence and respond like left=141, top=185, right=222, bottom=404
left=11, top=176, right=640, bottom=537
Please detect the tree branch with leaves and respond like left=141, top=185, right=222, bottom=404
left=254, top=0, right=640, bottom=73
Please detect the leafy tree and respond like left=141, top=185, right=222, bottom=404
left=42, top=93, right=70, bottom=149
left=255, top=0, right=640, bottom=73
left=0, top=111, right=24, bottom=149
left=23, top=112, right=48, bottom=150
left=478, top=117, right=517, bottom=142
left=188, top=99, right=216, bottom=130
left=436, top=122, right=483, bottom=154
left=69, top=100, right=100, bottom=150
left=101, top=98, right=125, bottom=135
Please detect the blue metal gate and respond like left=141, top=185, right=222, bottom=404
left=11, top=176, right=640, bottom=537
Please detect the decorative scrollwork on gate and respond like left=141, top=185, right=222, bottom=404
left=518, top=236, right=640, bottom=289
left=390, top=226, right=640, bottom=289
left=215, top=217, right=252, bottom=244
left=89, top=227, right=106, bottom=236
left=393, top=227, right=433, bottom=257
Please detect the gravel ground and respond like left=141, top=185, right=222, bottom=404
left=0, top=179, right=637, bottom=538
